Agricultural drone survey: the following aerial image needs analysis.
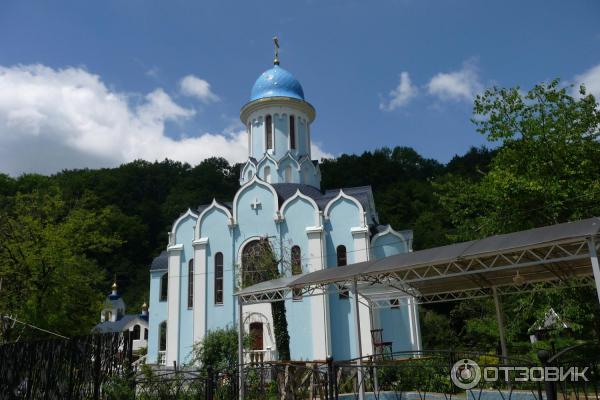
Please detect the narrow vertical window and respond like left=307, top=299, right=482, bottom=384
left=160, top=273, right=168, bottom=301
left=265, top=115, right=273, bottom=150
left=289, top=115, right=296, bottom=150
left=144, top=328, right=148, bottom=340
left=285, top=166, right=292, bottom=183
left=187, top=259, right=194, bottom=308
left=159, top=321, right=167, bottom=351
left=291, top=245, right=302, bottom=300
left=337, top=245, right=349, bottom=299
left=132, top=324, right=141, bottom=340
left=264, top=166, right=271, bottom=183
left=215, top=252, right=224, bottom=304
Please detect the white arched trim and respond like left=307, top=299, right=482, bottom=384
left=256, top=152, right=279, bottom=170
left=232, top=175, right=279, bottom=224
left=371, top=225, right=410, bottom=250
left=195, top=199, right=233, bottom=239
left=280, top=189, right=320, bottom=226
left=323, top=189, right=365, bottom=226
left=240, top=161, right=257, bottom=184
left=171, top=208, right=199, bottom=238
left=279, top=152, right=301, bottom=171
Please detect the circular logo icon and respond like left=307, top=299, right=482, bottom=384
left=451, top=359, right=481, bottom=390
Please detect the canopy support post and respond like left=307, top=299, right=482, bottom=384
left=492, top=286, right=508, bottom=362
left=587, top=238, right=600, bottom=306
left=238, top=297, right=245, bottom=400
left=352, top=279, right=365, bottom=400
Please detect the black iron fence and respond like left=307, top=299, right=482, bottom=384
left=2, top=335, right=599, bottom=400
left=0, top=331, right=132, bottom=400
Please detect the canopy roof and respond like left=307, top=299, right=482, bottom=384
left=236, top=217, right=600, bottom=306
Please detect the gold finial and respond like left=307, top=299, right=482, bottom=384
left=142, top=302, right=148, bottom=309
left=112, top=274, right=117, bottom=291
left=273, top=36, right=280, bottom=66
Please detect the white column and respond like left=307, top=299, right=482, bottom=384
left=407, top=297, right=422, bottom=352
left=587, top=238, right=600, bottom=306
left=192, top=238, right=209, bottom=348
left=492, top=286, right=508, bottom=361
left=351, top=227, right=373, bottom=356
left=306, top=226, right=330, bottom=359
left=166, top=244, right=183, bottom=367
left=351, top=279, right=365, bottom=400
left=238, top=297, right=245, bottom=400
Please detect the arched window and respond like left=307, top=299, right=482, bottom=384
left=214, top=252, right=224, bottom=304
left=159, top=321, right=167, bottom=351
left=188, top=259, right=194, bottom=309
left=265, top=115, right=273, bottom=150
left=160, top=273, right=168, bottom=302
left=291, top=245, right=302, bottom=300
left=242, top=239, right=275, bottom=287
left=289, top=115, right=296, bottom=150
left=284, top=166, right=292, bottom=183
left=144, top=328, right=148, bottom=340
left=247, top=170, right=253, bottom=181
left=337, top=245, right=349, bottom=299
left=264, top=166, right=271, bottom=183
left=132, top=324, right=141, bottom=340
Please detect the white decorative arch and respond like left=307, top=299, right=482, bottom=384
left=195, top=199, right=233, bottom=239
left=371, top=225, right=410, bottom=249
left=256, top=152, right=279, bottom=170
left=280, top=189, right=320, bottom=226
left=279, top=152, right=301, bottom=171
left=232, top=175, right=279, bottom=223
left=171, top=208, right=199, bottom=238
left=323, top=189, right=365, bottom=226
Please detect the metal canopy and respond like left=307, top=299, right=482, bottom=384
left=235, top=217, right=600, bottom=305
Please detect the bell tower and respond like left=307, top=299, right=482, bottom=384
left=239, top=38, right=320, bottom=188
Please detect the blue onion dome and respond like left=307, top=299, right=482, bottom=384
left=250, top=65, right=305, bottom=101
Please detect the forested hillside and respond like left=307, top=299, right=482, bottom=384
left=1, top=79, right=599, bottom=350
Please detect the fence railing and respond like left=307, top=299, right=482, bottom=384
left=0, top=331, right=133, bottom=400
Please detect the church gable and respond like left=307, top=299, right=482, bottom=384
left=196, top=200, right=232, bottom=238
left=170, top=209, right=198, bottom=245
left=233, top=177, right=279, bottom=227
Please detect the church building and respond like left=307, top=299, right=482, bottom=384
left=147, top=49, right=421, bottom=366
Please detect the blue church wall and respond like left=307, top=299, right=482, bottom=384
left=257, top=158, right=277, bottom=183
left=251, top=117, right=264, bottom=159
left=274, top=114, right=288, bottom=157
left=378, top=300, right=415, bottom=353
left=297, top=117, right=308, bottom=156
left=324, top=197, right=362, bottom=360
left=281, top=196, right=318, bottom=360
left=174, top=215, right=196, bottom=364
left=372, top=232, right=407, bottom=259
left=235, top=182, right=278, bottom=238
left=278, top=156, right=300, bottom=183
left=148, top=270, right=167, bottom=363
left=200, top=208, right=235, bottom=332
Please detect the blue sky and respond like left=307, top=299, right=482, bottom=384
left=0, top=0, right=599, bottom=175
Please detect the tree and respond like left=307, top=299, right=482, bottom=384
left=438, top=79, right=600, bottom=241
left=0, top=187, right=122, bottom=340
left=434, top=79, right=600, bottom=348
left=192, top=327, right=241, bottom=370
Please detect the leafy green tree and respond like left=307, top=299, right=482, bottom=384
left=438, top=79, right=600, bottom=241
left=0, top=187, right=122, bottom=340
left=192, top=327, right=242, bottom=370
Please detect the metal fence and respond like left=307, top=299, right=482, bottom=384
left=0, top=331, right=132, bottom=400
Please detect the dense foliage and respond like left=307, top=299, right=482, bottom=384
left=0, top=78, right=598, bottom=354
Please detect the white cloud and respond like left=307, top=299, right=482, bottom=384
left=179, top=75, right=220, bottom=103
left=311, top=142, right=334, bottom=160
left=573, top=63, right=600, bottom=99
left=380, top=71, right=418, bottom=111
left=427, top=60, right=482, bottom=102
left=0, top=64, right=332, bottom=176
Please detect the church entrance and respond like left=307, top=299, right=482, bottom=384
left=249, top=322, right=263, bottom=350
